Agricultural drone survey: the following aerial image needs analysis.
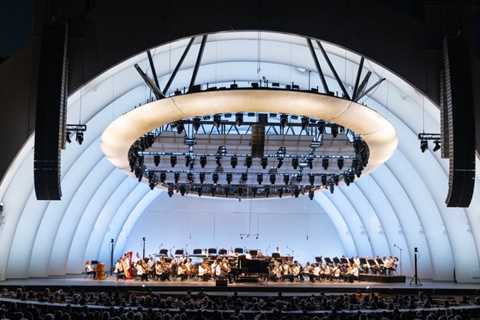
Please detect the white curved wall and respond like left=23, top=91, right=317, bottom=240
left=1, top=31, right=479, bottom=282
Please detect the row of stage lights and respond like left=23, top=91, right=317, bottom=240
left=169, top=113, right=344, bottom=136
left=165, top=183, right=335, bottom=200
left=141, top=169, right=357, bottom=188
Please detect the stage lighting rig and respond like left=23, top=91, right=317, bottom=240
left=296, top=174, right=303, bottom=183
left=269, top=173, right=276, bottom=185
left=170, top=155, right=177, bottom=167
left=168, top=185, right=174, bottom=197
left=322, top=157, right=329, bottom=170
left=257, top=173, right=263, bottom=185
left=200, top=155, right=207, bottom=168
left=175, top=121, right=185, bottom=134
left=216, top=155, right=222, bottom=168
left=331, top=124, right=338, bottom=138
left=174, top=172, right=180, bottom=184
left=199, top=172, right=206, bottom=184
left=185, top=155, right=192, bottom=167
left=292, top=157, right=299, bottom=170
left=294, top=186, right=300, bottom=198
left=433, top=140, right=441, bottom=152
left=245, top=155, right=253, bottom=168
left=230, top=155, right=238, bottom=168
left=301, top=116, right=309, bottom=130
left=278, top=187, right=284, bottom=198
left=417, top=132, right=441, bottom=153
left=187, top=172, right=194, bottom=183
left=261, top=156, right=268, bottom=169
left=76, top=131, right=84, bottom=145
left=66, top=124, right=87, bottom=145
left=321, top=175, right=327, bottom=186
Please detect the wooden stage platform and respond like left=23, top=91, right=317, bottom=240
left=1, top=276, right=480, bottom=295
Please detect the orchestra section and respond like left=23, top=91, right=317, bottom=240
left=84, top=248, right=403, bottom=285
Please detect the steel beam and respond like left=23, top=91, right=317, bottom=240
left=134, top=64, right=163, bottom=99
left=162, top=37, right=195, bottom=95
left=316, top=40, right=350, bottom=99
left=147, top=50, right=160, bottom=89
left=351, top=57, right=365, bottom=100
left=306, top=38, right=329, bottom=94
left=189, top=34, right=208, bottom=92
left=354, top=71, right=372, bottom=101
left=356, top=77, right=386, bottom=101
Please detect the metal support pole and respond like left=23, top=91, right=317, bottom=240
left=354, top=71, right=372, bottom=101
left=110, top=238, right=114, bottom=276
left=142, top=236, right=146, bottom=260
left=147, top=50, right=160, bottom=89
left=189, top=34, right=208, bottom=91
left=351, top=57, right=365, bottom=100
left=163, top=37, right=195, bottom=95
left=134, top=64, right=163, bottom=99
left=356, top=77, right=385, bottom=101
left=306, top=38, right=329, bottom=94
left=316, top=40, right=350, bottom=99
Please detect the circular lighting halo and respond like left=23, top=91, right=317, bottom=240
left=101, top=89, right=398, bottom=197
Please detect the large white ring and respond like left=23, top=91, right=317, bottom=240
left=101, top=89, right=397, bottom=181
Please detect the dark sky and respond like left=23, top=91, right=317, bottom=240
left=0, top=0, right=32, bottom=57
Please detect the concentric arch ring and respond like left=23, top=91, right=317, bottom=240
left=101, top=89, right=398, bottom=187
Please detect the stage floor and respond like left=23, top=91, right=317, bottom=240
left=1, top=276, right=480, bottom=295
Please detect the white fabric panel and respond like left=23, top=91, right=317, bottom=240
left=83, top=176, right=136, bottom=262
left=48, top=159, right=115, bottom=275
left=114, top=189, right=163, bottom=257
left=98, top=183, right=150, bottom=263
left=355, top=176, right=412, bottom=274
left=339, top=185, right=390, bottom=257
left=370, top=166, right=433, bottom=279
left=325, top=190, right=373, bottom=256
left=314, top=193, right=357, bottom=256
left=67, top=169, right=126, bottom=273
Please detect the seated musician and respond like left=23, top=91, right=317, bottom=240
left=84, top=261, right=95, bottom=278
left=147, top=256, right=155, bottom=278
left=135, top=261, right=148, bottom=281
left=384, top=256, right=396, bottom=275
left=198, top=259, right=211, bottom=281
left=303, top=262, right=313, bottom=282
left=185, top=258, right=194, bottom=279
left=292, top=261, right=302, bottom=281
left=213, top=259, right=225, bottom=279
left=323, top=263, right=331, bottom=281
left=114, top=259, right=124, bottom=280
left=221, top=258, right=232, bottom=282
left=271, top=260, right=282, bottom=281
left=312, top=263, right=321, bottom=282
left=177, top=259, right=187, bottom=281
left=332, top=264, right=341, bottom=281
left=281, top=261, right=292, bottom=282
left=351, top=264, right=360, bottom=280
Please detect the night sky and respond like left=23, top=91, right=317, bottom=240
left=0, top=0, right=32, bottom=57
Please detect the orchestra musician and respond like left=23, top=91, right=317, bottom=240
left=114, top=259, right=124, bottom=280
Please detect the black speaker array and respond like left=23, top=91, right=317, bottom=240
left=442, top=35, right=476, bottom=207
left=34, top=21, right=69, bottom=200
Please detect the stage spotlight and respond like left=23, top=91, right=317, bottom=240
left=212, top=173, right=219, bottom=184
left=296, top=174, right=303, bottom=183
left=261, top=157, right=268, bottom=169
left=301, top=116, right=309, bottom=130
left=238, top=187, right=244, bottom=198
left=230, top=155, right=238, bottom=168
left=149, top=180, right=156, bottom=190
left=351, top=158, right=359, bottom=170
left=308, top=189, right=314, bottom=200
left=318, top=120, right=325, bottom=134
left=213, top=114, right=222, bottom=127
left=307, top=157, right=313, bottom=169
left=192, top=117, right=201, bottom=132
left=198, top=188, right=203, bottom=197
left=333, top=174, right=339, bottom=185
left=187, top=172, right=194, bottom=183
left=216, top=156, right=222, bottom=168
left=170, top=155, right=177, bottom=167
left=174, top=172, right=180, bottom=184
left=322, top=157, right=329, bottom=170
left=321, top=175, right=327, bottom=186
left=257, top=173, right=263, bottom=185
left=265, top=186, right=270, bottom=198
left=269, top=174, right=276, bottom=185
left=76, top=131, right=84, bottom=145
left=294, top=187, right=300, bottom=198
left=433, top=139, right=441, bottom=152
left=329, top=182, right=335, bottom=194
left=280, top=114, right=288, bottom=127
left=245, top=155, right=252, bottom=168
left=200, top=155, right=207, bottom=168
left=241, top=172, right=248, bottom=183
left=278, top=187, right=284, bottom=198
left=283, top=174, right=290, bottom=185
left=199, top=172, right=206, bottom=184
left=134, top=167, right=143, bottom=182
left=420, top=139, right=428, bottom=152
left=331, top=124, right=338, bottom=138
left=175, top=121, right=185, bottom=134
left=337, top=156, right=344, bottom=170
left=179, top=184, right=186, bottom=196
left=252, top=187, right=257, bottom=198
left=277, top=158, right=284, bottom=168
left=211, top=186, right=216, bottom=196
left=226, top=173, right=233, bottom=185
left=160, top=171, right=166, bottom=183
left=225, top=186, right=230, bottom=197
left=154, top=155, right=160, bottom=167
left=168, top=185, right=174, bottom=197
left=235, top=113, right=244, bottom=126
left=308, top=174, right=315, bottom=186
left=185, top=155, right=192, bottom=167
left=292, top=157, right=299, bottom=170
left=344, top=174, right=351, bottom=186
left=66, top=131, right=72, bottom=143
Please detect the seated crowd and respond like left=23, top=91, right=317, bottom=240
left=1, top=288, right=480, bottom=320
left=89, top=249, right=398, bottom=283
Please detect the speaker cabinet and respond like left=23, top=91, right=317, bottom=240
left=442, top=35, right=475, bottom=207
left=34, top=21, right=69, bottom=200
